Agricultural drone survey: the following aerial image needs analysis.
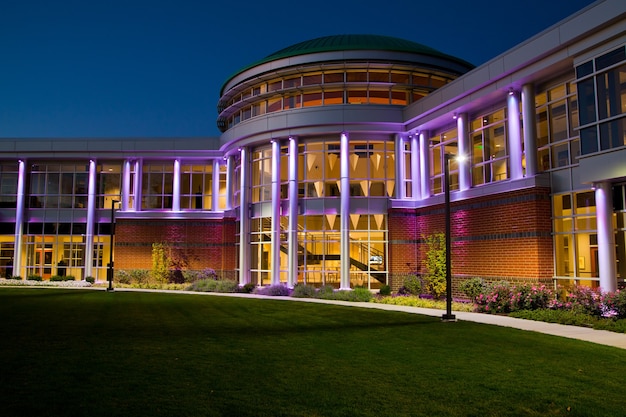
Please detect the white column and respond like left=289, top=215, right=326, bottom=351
left=419, top=131, right=431, bottom=199
left=394, top=134, right=405, bottom=199
left=522, top=83, right=538, bottom=176
left=13, top=159, right=25, bottom=277
left=172, top=159, right=181, bottom=211
left=410, top=134, right=421, bottom=199
left=287, top=136, right=299, bottom=288
left=84, top=159, right=97, bottom=279
left=239, top=147, right=251, bottom=286
left=596, top=182, right=617, bottom=292
left=457, top=113, right=471, bottom=191
left=212, top=159, right=221, bottom=211
left=340, top=132, right=351, bottom=290
left=225, top=155, right=234, bottom=211
left=270, top=140, right=281, bottom=286
left=122, top=160, right=131, bottom=211
left=507, top=90, right=523, bottom=180
left=134, top=160, right=143, bottom=211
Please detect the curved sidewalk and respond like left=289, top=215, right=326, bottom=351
left=118, top=288, right=626, bottom=350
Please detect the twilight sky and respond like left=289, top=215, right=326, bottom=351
left=0, top=0, right=597, bottom=139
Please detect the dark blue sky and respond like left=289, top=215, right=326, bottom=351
left=0, top=0, right=597, bottom=138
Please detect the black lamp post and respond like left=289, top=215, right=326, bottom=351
left=442, top=154, right=456, bottom=322
left=107, top=199, right=120, bottom=292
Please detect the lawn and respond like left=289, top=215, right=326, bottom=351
left=1, top=288, right=625, bottom=417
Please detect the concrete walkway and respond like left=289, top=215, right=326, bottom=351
left=116, top=288, right=626, bottom=350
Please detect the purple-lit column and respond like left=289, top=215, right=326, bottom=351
left=239, top=147, right=251, bottom=286
left=173, top=159, right=181, bottom=212
left=270, top=140, right=281, bottom=286
left=225, top=156, right=234, bottom=211
left=287, top=136, right=298, bottom=288
left=507, top=90, right=523, bottom=180
left=122, top=160, right=131, bottom=211
left=394, top=134, right=405, bottom=199
left=13, top=159, right=25, bottom=277
left=411, top=134, right=421, bottom=199
left=85, top=159, right=97, bottom=279
left=340, top=132, right=351, bottom=290
left=419, top=131, right=430, bottom=199
left=457, top=113, right=470, bottom=191
left=522, top=84, right=538, bottom=176
left=212, top=159, right=221, bottom=211
left=595, top=182, right=617, bottom=291
left=134, top=160, right=143, bottom=211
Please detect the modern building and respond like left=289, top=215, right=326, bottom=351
left=0, top=0, right=624, bottom=292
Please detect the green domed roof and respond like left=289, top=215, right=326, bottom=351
left=220, top=34, right=474, bottom=94
left=264, top=34, right=457, bottom=62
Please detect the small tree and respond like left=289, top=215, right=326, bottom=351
left=151, top=242, right=170, bottom=284
left=423, top=233, right=447, bottom=299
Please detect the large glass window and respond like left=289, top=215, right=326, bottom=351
left=536, top=81, right=580, bottom=171
left=97, top=162, right=122, bottom=209
left=576, top=46, right=626, bottom=155
left=431, top=128, right=459, bottom=194
left=141, top=162, right=173, bottom=210
left=29, top=163, right=89, bottom=209
left=0, top=162, right=18, bottom=208
left=470, top=110, right=508, bottom=184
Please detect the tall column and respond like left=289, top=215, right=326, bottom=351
left=394, top=134, right=405, bottom=199
left=270, top=140, right=281, bottom=286
left=212, top=159, right=221, bottom=211
left=596, top=182, right=617, bottom=292
left=122, top=160, right=131, bottom=211
left=13, top=159, right=25, bottom=278
left=225, top=156, right=233, bottom=211
left=84, top=159, right=97, bottom=279
left=134, top=160, right=143, bottom=211
left=172, top=159, right=181, bottom=211
left=239, top=147, right=251, bottom=286
left=457, top=113, right=471, bottom=191
left=411, top=134, right=421, bottom=199
left=340, top=132, right=351, bottom=290
left=419, top=131, right=431, bottom=199
left=507, top=90, right=523, bottom=180
left=522, top=83, right=538, bottom=176
left=287, top=136, right=299, bottom=288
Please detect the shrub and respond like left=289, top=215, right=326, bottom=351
left=475, top=281, right=512, bottom=314
left=50, top=275, right=64, bottom=282
left=378, top=285, right=391, bottom=296
left=129, top=269, right=150, bottom=285
left=239, top=283, right=256, bottom=294
left=27, top=275, right=42, bottom=281
left=510, top=284, right=554, bottom=311
left=9, top=276, right=22, bottom=281
left=168, top=269, right=185, bottom=284
left=116, top=270, right=131, bottom=284
left=85, top=276, right=95, bottom=284
left=183, top=268, right=217, bottom=283
left=215, top=280, right=239, bottom=293
left=459, top=277, right=486, bottom=301
left=423, top=233, right=447, bottom=299
left=315, top=285, right=336, bottom=299
left=255, top=284, right=291, bottom=296
left=291, top=283, right=317, bottom=298
left=398, top=275, right=422, bottom=296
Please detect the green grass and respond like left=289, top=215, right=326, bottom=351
left=1, top=288, right=625, bottom=417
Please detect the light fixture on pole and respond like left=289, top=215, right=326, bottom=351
left=442, top=154, right=456, bottom=322
left=107, top=199, right=120, bottom=292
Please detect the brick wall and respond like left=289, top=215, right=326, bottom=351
left=115, top=217, right=237, bottom=278
left=388, top=187, right=554, bottom=292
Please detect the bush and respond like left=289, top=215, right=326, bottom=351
left=475, top=281, right=512, bottom=314
left=398, top=275, right=422, bottom=296
left=255, top=284, right=291, bottom=296
left=116, top=270, right=131, bottom=285
left=8, top=276, right=22, bottom=281
left=459, top=277, right=486, bottom=301
left=291, top=283, right=317, bottom=298
left=315, top=285, right=337, bottom=299
left=85, top=276, right=95, bottom=284
left=378, top=285, right=391, bottom=296
left=27, top=275, right=42, bottom=281
left=239, top=283, right=256, bottom=294
left=129, top=269, right=150, bottom=285
left=168, top=269, right=185, bottom=284
left=183, top=268, right=217, bottom=283
left=50, top=275, right=64, bottom=282
left=423, top=233, right=447, bottom=299
left=186, top=279, right=239, bottom=293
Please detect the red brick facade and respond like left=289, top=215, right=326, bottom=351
left=388, top=187, right=554, bottom=292
left=115, top=218, right=237, bottom=279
